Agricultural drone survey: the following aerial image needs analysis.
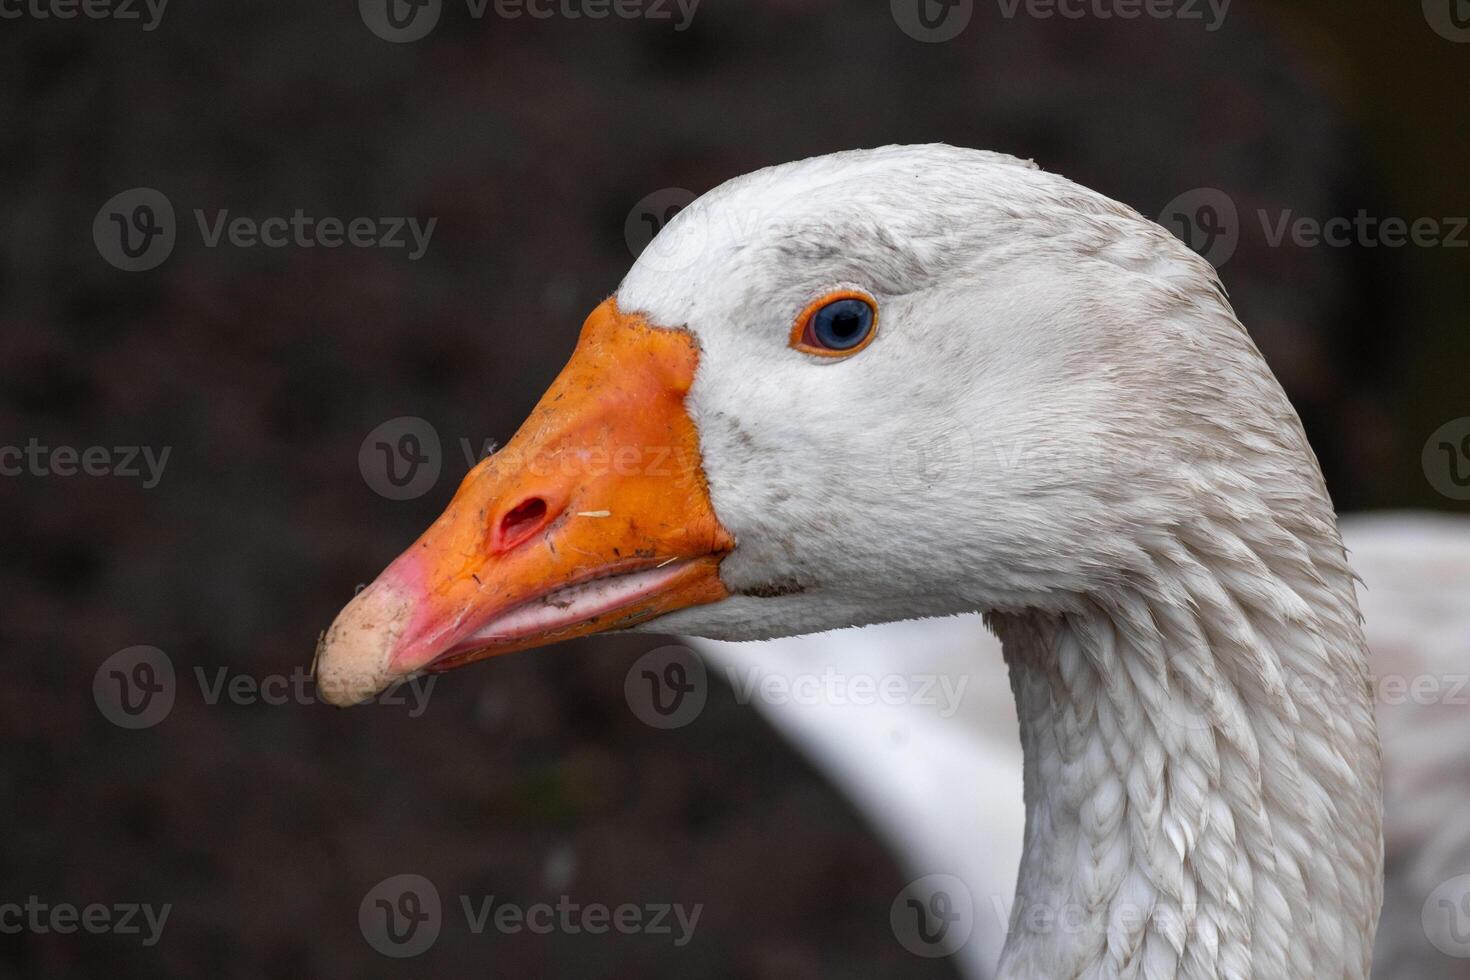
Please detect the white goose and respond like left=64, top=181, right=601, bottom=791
left=317, top=145, right=1384, bottom=979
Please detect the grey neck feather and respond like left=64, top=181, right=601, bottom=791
left=987, top=513, right=1382, bottom=979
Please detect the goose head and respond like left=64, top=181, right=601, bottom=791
left=318, top=145, right=1383, bottom=977
left=316, top=143, right=1327, bottom=701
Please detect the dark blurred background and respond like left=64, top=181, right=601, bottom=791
left=1, top=0, right=1466, bottom=976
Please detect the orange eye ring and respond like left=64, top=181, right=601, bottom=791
left=789, top=289, right=880, bottom=358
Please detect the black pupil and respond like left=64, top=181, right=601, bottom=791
left=814, top=299, right=873, bottom=350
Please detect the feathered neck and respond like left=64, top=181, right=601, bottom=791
left=988, top=509, right=1382, bottom=979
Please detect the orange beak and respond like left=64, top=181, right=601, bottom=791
left=315, top=299, right=734, bottom=705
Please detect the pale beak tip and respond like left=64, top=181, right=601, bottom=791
left=315, top=581, right=415, bottom=707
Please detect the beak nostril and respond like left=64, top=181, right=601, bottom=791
left=496, top=497, right=550, bottom=551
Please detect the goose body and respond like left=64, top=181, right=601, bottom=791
left=317, top=145, right=1384, bottom=977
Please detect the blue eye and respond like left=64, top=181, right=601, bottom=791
left=795, top=293, right=878, bottom=356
